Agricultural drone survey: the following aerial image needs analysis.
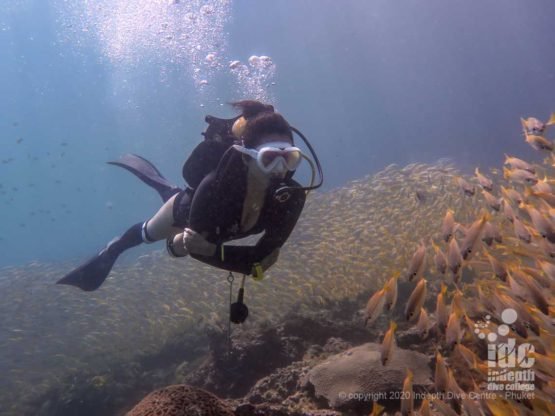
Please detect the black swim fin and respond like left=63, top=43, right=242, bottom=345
left=56, top=248, right=119, bottom=291
left=108, top=153, right=182, bottom=202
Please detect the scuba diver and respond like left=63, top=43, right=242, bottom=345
left=57, top=100, right=323, bottom=294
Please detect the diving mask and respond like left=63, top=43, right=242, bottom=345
left=233, top=141, right=303, bottom=174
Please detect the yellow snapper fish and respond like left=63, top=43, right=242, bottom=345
left=504, top=154, right=536, bottom=173
left=405, top=278, right=427, bottom=322
left=512, top=215, right=532, bottom=243
left=521, top=116, right=546, bottom=134
left=434, top=351, right=449, bottom=392
left=522, top=203, right=555, bottom=243
left=481, top=189, right=501, bottom=211
left=525, top=133, right=554, bottom=152
left=416, top=307, right=431, bottom=339
left=400, top=369, right=414, bottom=416
left=502, top=199, right=516, bottom=223
left=445, top=309, right=463, bottom=349
left=501, top=185, right=524, bottom=206
left=455, top=343, right=479, bottom=368
left=365, top=288, right=386, bottom=326
left=431, top=240, right=447, bottom=274
left=484, top=251, right=508, bottom=281
left=460, top=213, right=489, bottom=260
left=436, top=283, right=450, bottom=333
left=441, top=209, right=456, bottom=242
left=433, top=400, right=463, bottom=416
left=380, top=321, right=397, bottom=366
left=525, top=187, right=555, bottom=207
left=481, top=221, right=502, bottom=246
left=446, top=237, right=463, bottom=276
left=537, top=259, right=555, bottom=282
left=369, top=402, right=385, bottom=416
left=503, top=167, right=538, bottom=185
left=475, top=167, right=493, bottom=191
left=455, top=176, right=475, bottom=196
left=419, top=398, right=431, bottom=416
left=405, top=240, right=427, bottom=282
left=510, top=268, right=549, bottom=315
left=383, top=272, right=399, bottom=311
left=532, top=176, right=552, bottom=194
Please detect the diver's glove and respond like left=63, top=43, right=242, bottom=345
left=183, top=228, right=217, bottom=257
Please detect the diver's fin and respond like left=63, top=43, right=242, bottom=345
left=56, top=248, right=119, bottom=291
left=108, top=154, right=182, bottom=202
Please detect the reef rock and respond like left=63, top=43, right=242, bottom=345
left=304, top=343, right=432, bottom=412
left=125, top=384, right=234, bottom=416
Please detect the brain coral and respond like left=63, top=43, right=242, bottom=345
left=306, top=343, right=432, bottom=409
left=126, top=384, right=235, bottom=416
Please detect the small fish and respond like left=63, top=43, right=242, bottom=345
left=380, top=321, right=397, bottom=365
left=485, top=251, right=507, bottom=281
left=405, top=279, right=427, bottom=322
left=482, top=189, right=501, bottom=211
left=475, top=167, right=493, bottom=191
left=481, top=221, right=500, bottom=246
left=432, top=400, right=460, bottom=416
left=511, top=269, right=549, bottom=315
left=441, top=209, right=456, bottom=242
left=400, top=369, right=414, bottom=416
left=459, top=386, right=483, bottom=416
left=445, top=310, right=463, bottom=348
left=529, top=351, right=555, bottom=379
left=522, top=203, right=555, bottom=243
left=504, top=154, right=535, bottom=173
left=460, top=213, right=489, bottom=260
left=455, top=176, right=475, bottom=196
left=431, top=240, right=447, bottom=274
left=537, top=259, right=555, bottom=282
left=419, top=399, right=431, bottom=416
left=521, top=266, right=552, bottom=288
left=434, top=351, right=449, bottom=392
left=415, top=190, right=427, bottom=203
left=503, top=167, right=538, bottom=185
left=436, top=283, right=450, bottom=333
left=16, top=137, right=23, bottom=144
left=521, top=116, right=546, bottom=134
left=485, top=397, right=521, bottom=416
left=405, top=241, right=426, bottom=282
left=512, top=215, right=532, bottom=243
left=532, top=176, right=552, bottom=194
left=525, top=134, right=553, bottom=151
left=455, top=343, right=479, bottom=368
left=370, top=402, right=385, bottom=416
left=416, top=307, right=430, bottom=338
left=539, top=237, right=555, bottom=258
left=499, top=292, right=540, bottom=336
left=365, top=288, right=386, bottom=326
left=525, top=188, right=555, bottom=206
left=502, top=199, right=515, bottom=223
left=446, top=237, right=463, bottom=278
left=383, top=273, right=399, bottom=311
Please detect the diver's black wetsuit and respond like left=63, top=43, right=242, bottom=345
left=172, top=140, right=306, bottom=275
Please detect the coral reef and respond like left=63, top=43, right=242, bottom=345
left=126, top=384, right=235, bottom=416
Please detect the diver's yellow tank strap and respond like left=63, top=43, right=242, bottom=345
left=251, top=262, right=264, bottom=281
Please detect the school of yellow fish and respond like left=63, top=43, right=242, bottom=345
left=366, top=113, right=555, bottom=415
left=0, top=114, right=553, bottom=415
left=0, top=161, right=473, bottom=414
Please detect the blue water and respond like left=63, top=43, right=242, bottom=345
left=1, top=0, right=554, bottom=267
